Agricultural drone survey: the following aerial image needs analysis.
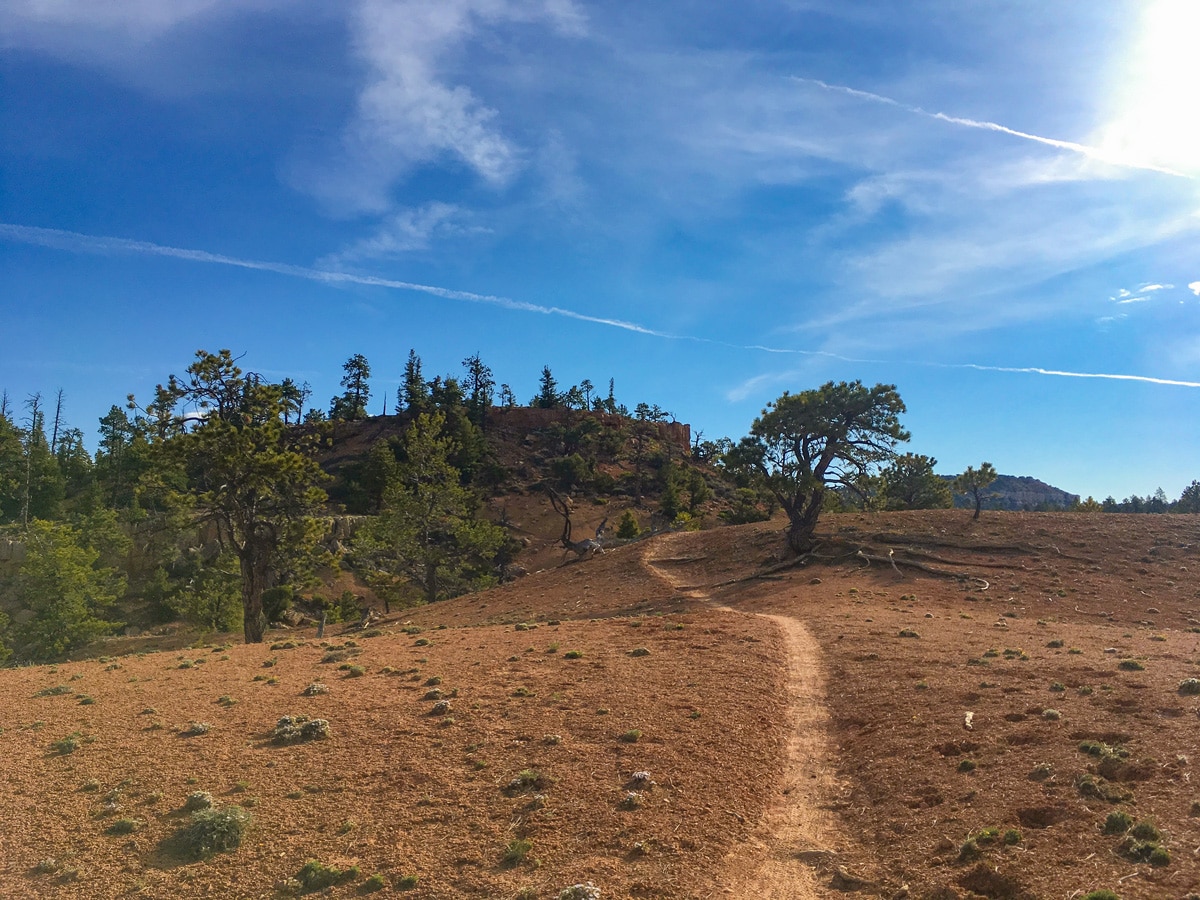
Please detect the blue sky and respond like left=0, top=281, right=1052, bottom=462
left=2, top=0, right=1198, bottom=501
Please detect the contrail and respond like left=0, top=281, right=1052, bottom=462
left=3, top=222, right=1197, bottom=390
left=0, top=222, right=668, bottom=339
left=795, top=77, right=1193, bottom=180
left=952, top=363, right=1200, bottom=389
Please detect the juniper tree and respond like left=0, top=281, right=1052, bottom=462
left=730, top=381, right=908, bottom=553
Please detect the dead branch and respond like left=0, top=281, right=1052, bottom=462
left=856, top=550, right=990, bottom=588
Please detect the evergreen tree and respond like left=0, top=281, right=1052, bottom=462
left=1177, top=480, right=1200, bottom=513
left=533, top=366, right=560, bottom=408
left=954, top=462, right=998, bottom=520
left=729, top=381, right=908, bottom=553
left=401, top=350, right=430, bottom=414
left=150, top=350, right=330, bottom=643
left=879, top=453, right=953, bottom=510
left=329, top=354, right=371, bottom=420
left=12, top=519, right=123, bottom=661
left=462, top=353, right=495, bottom=428
left=356, top=413, right=505, bottom=607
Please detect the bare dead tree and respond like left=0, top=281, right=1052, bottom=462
left=548, top=487, right=607, bottom=561
left=50, top=388, right=65, bottom=455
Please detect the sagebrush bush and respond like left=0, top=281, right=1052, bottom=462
left=295, top=860, right=359, bottom=890
left=558, top=883, right=601, bottom=899
left=171, top=806, right=251, bottom=859
left=272, top=715, right=330, bottom=744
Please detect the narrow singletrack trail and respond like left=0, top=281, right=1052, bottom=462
left=642, top=534, right=847, bottom=899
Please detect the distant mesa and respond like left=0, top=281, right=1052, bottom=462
left=946, top=474, right=1079, bottom=512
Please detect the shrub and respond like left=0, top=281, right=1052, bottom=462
left=503, top=838, right=534, bottom=865
left=182, top=722, right=211, bottom=737
left=171, top=806, right=251, bottom=859
left=1042, top=708, right=1061, bottom=720
left=271, top=716, right=330, bottom=744
left=51, top=732, right=82, bottom=755
left=957, top=759, right=977, bottom=773
left=1130, top=821, right=1161, bottom=842
left=183, top=791, right=214, bottom=812
left=301, top=683, right=328, bottom=697
left=1080, top=892, right=1120, bottom=900
left=618, top=729, right=642, bottom=743
left=957, top=839, right=981, bottom=862
left=628, top=647, right=650, bottom=657
left=397, top=874, right=419, bottom=890
left=563, top=650, right=583, bottom=659
left=1179, top=678, right=1200, bottom=695
left=558, top=885, right=601, bottom=900
left=507, top=770, right=549, bottom=791
left=898, top=628, right=919, bottom=638
left=295, top=860, right=359, bottom=891
left=616, top=510, right=640, bottom=539
left=1002, top=828, right=1021, bottom=845
left=1117, top=660, right=1145, bottom=672
left=105, top=818, right=141, bottom=836
left=1103, top=811, right=1134, bottom=834
left=345, top=665, right=366, bottom=678
left=362, top=873, right=388, bottom=893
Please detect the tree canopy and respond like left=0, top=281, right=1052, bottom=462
left=155, top=350, right=330, bottom=643
left=954, top=462, right=998, bottom=520
left=879, top=453, right=952, bottom=510
left=731, top=381, right=908, bottom=552
left=355, top=412, right=505, bottom=607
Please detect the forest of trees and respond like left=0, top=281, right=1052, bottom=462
left=1, top=354, right=1196, bottom=664
left=0, top=350, right=706, bottom=661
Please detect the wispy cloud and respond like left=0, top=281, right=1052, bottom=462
left=795, top=78, right=1195, bottom=181
left=6, top=222, right=1198, bottom=393
left=322, top=202, right=488, bottom=264
left=296, top=0, right=586, bottom=214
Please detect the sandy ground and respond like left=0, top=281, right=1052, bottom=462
left=3, top=510, right=1199, bottom=900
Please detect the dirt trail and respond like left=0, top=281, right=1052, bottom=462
left=642, top=534, right=849, bottom=899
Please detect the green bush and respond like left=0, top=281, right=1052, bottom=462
left=295, top=860, right=359, bottom=891
left=1103, top=810, right=1133, bottom=834
left=503, top=838, right=533, bottom=866
left=171, top=806, right=251, bottom=859
left=616, top=510, right=640, bottom=539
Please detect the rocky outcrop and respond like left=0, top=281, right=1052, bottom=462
left=951, top=475, right=1079, bottom=511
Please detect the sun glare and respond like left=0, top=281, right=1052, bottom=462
left=1097, top=0, right=1200, bottom=176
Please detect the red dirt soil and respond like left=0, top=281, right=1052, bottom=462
left=2, top=510, right=1199, bottom=900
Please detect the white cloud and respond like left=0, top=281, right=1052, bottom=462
left=1139, top=283, right=1172, bottom=291
left=0, top=0, right=226, bottom=39
left=323, top=202, right=488, bottom=263
left=299, top=0, right=586, bottom=213
left=1190, top=281, right=1200, bottom=296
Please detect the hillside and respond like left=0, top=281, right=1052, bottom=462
left=3, top=510, right=1199, bottom=898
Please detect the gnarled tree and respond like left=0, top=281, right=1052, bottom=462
left=731, top=381, right=908, bottom=553
left=154, top=350, right=329, bottom=643
left=954, top=462, right=998, bottom=520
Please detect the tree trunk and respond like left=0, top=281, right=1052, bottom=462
left=424, top=565, right=439, bottom=604
left=785, top=490, right=824, bottom=554
left=972, top=490, right=982, bottom=520
left=240, top=549, right=269, bottom=643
